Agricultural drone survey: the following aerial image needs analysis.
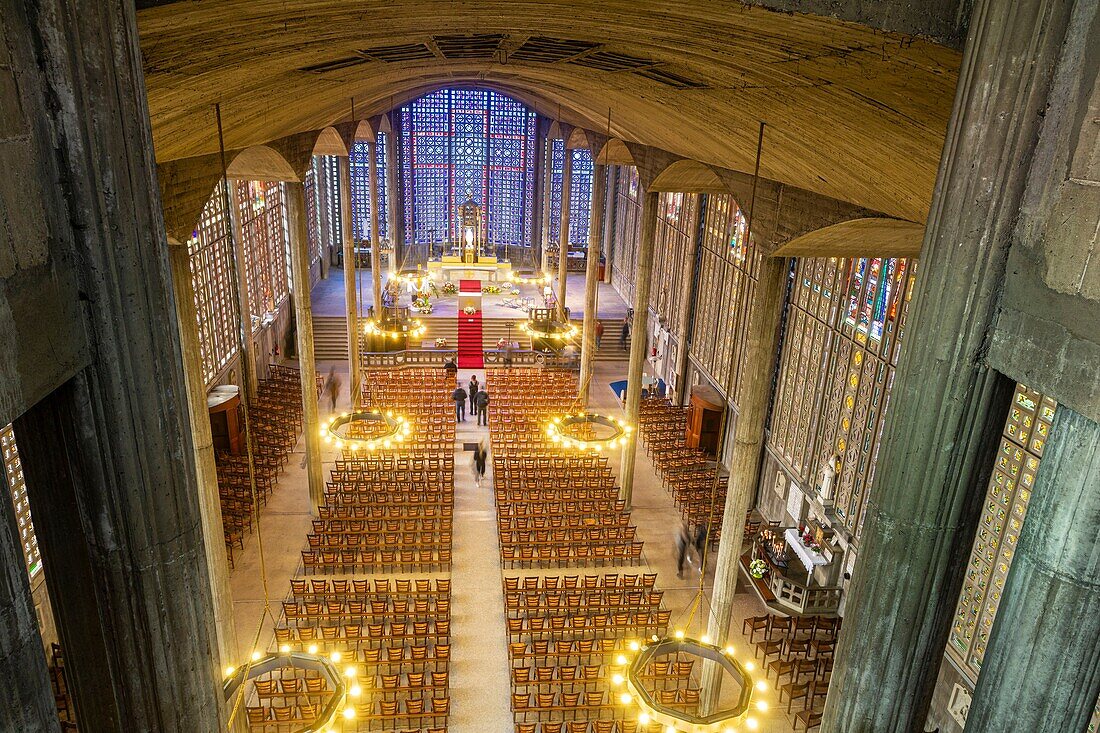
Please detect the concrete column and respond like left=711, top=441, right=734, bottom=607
left=540, top=134, right=554, bottom=274
left=367, top=141, right=383, bottom=314
left=339, top=157, right=361, bottom=406
left=167, top=243, right=237, bottom=669
left=384, top=123, right=401, bottom=270
left=965, top=406, right=1100, bottom=732
left=698, top=256, right=788, bottom=713
left=0, top=463, right=58, bottom=733
left=618, top=190, right=659, bottom=508
left=578, top=163, right=607, bottom=406
left=673, top=195, right=704, bottom=403
left=286, top=182, right=325, bottom=514
left=226, top=180, right=258, bottom=403
left=557, top=147, right=573, bottom=318
left=602, top=166, right=617, bottom=284
left=2, top=0, right=228, bottom=727
left=822, top=0, right=1074, bottom=728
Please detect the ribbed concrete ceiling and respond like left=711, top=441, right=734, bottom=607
left=137, top=1, right=962, bottom=222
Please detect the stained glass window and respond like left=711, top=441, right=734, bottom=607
left=235, top=180, right=290, bottom=322
left=769, top=256, right=916, bottom=537
left=2, top=424, right=40, bottom=579
left=688, top=194, right=759, bottom=393
left=349, top=136, right=388, bottom=242
left=399, top=88, right=538, bottom=247
left=948, top=383, right=1056, bottom=683
left=548, top=141, right=594, bottom=247
left=187, top=186, right=237, bottom=384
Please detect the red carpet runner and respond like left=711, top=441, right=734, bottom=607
left=457, top=280, right=484, bottom=368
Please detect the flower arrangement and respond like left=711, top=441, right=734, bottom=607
left=800, top=528, right=823, bottom=553
left=462, top=306, right=478, bottom=316
left=749, top=559, right=768, bottom=579
left=435, top=337, right=448, bottom=348
left=411, top=296, right=433, bottom=314
left=482, top=283, right=503, bottom=295
left=440, top=281, right=458, bottom=295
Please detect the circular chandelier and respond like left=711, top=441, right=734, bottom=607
left=223, top=648, right=359, bottom=732
left=508, top=271, right=552, bottom=286
left=322, top=410, right=411, bottom=451
left=520, top=319, right=578, bottom=341
left=545, top=412, right=632, bottom=450
left=363, top=316, right=426, bottom=340
left=613, top=635, right=770, bottom=733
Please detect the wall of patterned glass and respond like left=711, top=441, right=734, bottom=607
left=547, top=141, right=594, bottom=247
left=609, top=166, right=641, bottom=304
left=187, top=187, right=238, bottom=383
left=2, top=424, right=40, bottom=579
left=947, top=383, right=1056, bottom=681
left=648, top=192, right=699, bottom=332
left=398, top=88, right=537, bottom=247
left=768, top=256, right=917, bottom=540
left=235, top=180, right=290, bottom=322
left=687, top=194, right=756, bottom=395
left=349, top=136, right=388, bottom=243
left=304, top=155, right=341, bottom=264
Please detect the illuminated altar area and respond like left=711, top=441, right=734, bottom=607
left=426, top=201, right=513, bottom=282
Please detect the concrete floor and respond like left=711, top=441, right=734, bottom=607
left=311, top=267, right=630, bottom=321
left=228, top=357, right=799, bottom=733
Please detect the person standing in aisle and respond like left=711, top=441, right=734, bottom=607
left=325, top=366, right=342, bottom=413
left=472, top=440, right=487, bottom=486
left=468, top=374, right=480, bottom=416
left=595, top=320, right=604, bottom=349
left=619, top=319, right=630, bottom=351
left=452, top=383, right=467, bottom=422
left=474, top=388, right=490, bottom=426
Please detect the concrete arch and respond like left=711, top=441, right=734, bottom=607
left=226, top=144, right=299, bottom=181
left=566, top=127, right=596, bottom=151
left=769, top=217, right=925, bottom=259
left=648, top=159, right=727, bottom=193
left=595, top=139, right=635, bottom=166
left=311, top=126, right=349, bottom=157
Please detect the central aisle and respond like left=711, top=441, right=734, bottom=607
left=447, top=369, right=513, bottom=732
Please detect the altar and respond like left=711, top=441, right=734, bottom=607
left=424, top=200, right=512, bottom=283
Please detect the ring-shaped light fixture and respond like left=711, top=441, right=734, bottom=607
left=545, top=412, right=632, bottom=451
left=520, top=319, right=578, bottom=341
left=223, top=650, right=353, bottom=732
left=617, top=637, right=767, bottom=732
left=363, top=314, right=427, bottom=340
left=322, top=410, right=411, bottom=452
left=507, top=271, right=552, bottom=286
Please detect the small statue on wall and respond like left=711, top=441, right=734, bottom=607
left=818, top=452, right=840, bottom=501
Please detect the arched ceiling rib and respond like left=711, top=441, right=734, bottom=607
left=137, top=0, right=962, bottom=223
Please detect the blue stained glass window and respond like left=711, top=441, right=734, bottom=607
left=349, top=134, right=388, bottom=242
left=548, top=140, right=594, bottom=247
left=399, top=88, right=538, bottom=247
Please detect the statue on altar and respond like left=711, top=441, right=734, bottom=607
left=457, top=200, right=484, bottom=264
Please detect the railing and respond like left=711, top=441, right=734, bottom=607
left=360, top=350, right=457, bottom=369
left=768, top=575, right=842, bottom=615
left=359, top=349, right=580, bottom=371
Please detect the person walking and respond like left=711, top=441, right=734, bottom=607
left=452, top=384, right=467, bottom=422
left=619, top=319, right=630, bottom=351
left=693, top=523, right=708, bottom=571
left=675, top=521, right=694, bottom=579
left=472, top=440, right=487, bottom=486
left=474, top=388, right=490, bottom=426
left=468, top=375, right=480, bottom=415
left=324, top=366, right=342, bottom=413
left=595, top=320, right=604, bottom=349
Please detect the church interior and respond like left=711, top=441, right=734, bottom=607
left=0, top=1, right=1098, bottom=732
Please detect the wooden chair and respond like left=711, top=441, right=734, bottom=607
left=742, top=614, right=770, bottom=643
